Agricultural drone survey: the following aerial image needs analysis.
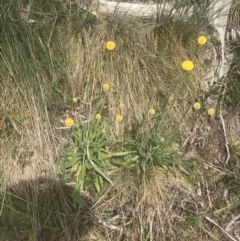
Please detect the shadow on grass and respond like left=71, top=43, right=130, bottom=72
left=0, top=178, right=94, bottom=241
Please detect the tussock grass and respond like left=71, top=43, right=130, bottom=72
left=68, top=11, right=211, bottom=122
left=89, top=167, right=213, bottom=241
left=1, top=179, right=93, bottom=240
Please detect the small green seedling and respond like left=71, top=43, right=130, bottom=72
left=230, top=138, right=240, bottom=154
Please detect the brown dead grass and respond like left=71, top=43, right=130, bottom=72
left=65, top=17, right=205, bottom=132
left=87, top=167, right=218, bottom=241
left=1, top=2, right=240, bottom=240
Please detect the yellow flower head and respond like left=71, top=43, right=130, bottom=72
left=119, top=103, right=125, bottom=109
left=106, top=41, right=116, bottom=51
left=181, top=60, right=194, bottom=71
left=102, top=83, right=110, bottom=91
left=101, top=128, right=106, bottom=134
left=160, top=137, right=165, bottom=142
left=207, top=108, right=215, bottom=116
left=115, top=114, right=123, bottom=122
left=65, top=118, right=74, bottom=127
left=193, top=102, right=201, bottom=110
left=198, top=36, right=207, bottom=45
left=168, top=95, right=175, bottom=102
left=95, top=113, right=101, bottom=120
left=73, top=97, right=78, bottom=103
left=148, top=108, right=156, bottom=115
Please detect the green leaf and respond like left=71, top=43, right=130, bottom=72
left=202, top=226, right=219, bottom=240
left=66, top=147, right=79, bottom=156
left=111, top=151, right=137, bottom=157
left=110, top=159, right=126, bottom=166
left=162, top=165, right=169, bottom=171
left=130, top=155, right=140, bottom=162
left=76, top=163, right=85, bottom=191
left=178, top=164, right=189, bottom=175
left=98, top=175, right=103, bottom=187
left=64, top=155, right=82, bottom=169
left=94, top=175, right=103, bottom=193
left=72, top=184, right=82, bottom=204
left=57, top=163, right=64, bottom=175
left=84, top=161, right=92, bottom=169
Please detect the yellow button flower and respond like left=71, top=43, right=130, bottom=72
left=207, top=108, right=215, bottom=116
left=115, top=114, right=123, bottom=122
left=95, top=113, right=101, bottom=120
left=106, top=41, right=116, bottom=50
left=101, top=128, right=106, bottom=134
left=160, top=137, right=165, bottom=142
left=193, top=102, right=201, bottom=110
left=198, top=36, right=207, bottom=45
left=102, top=83, right=110, bottom=91
left=148, top=108, right=156, bottom=115
left=73, top=97, right=78, bottom=103
left=65, top=118, right=74, bottom=127
left=168, top=95, right=175, bottom=102
left=119, top=103, right=125, bottom=109
left=181, top=60, right=194, bottom=71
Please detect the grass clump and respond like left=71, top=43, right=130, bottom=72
left=0, top=179, right=93, bottom=241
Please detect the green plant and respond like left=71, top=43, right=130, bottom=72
left=57, top=118, right=109, bottom=196
left=57, top=109, right=187, bottom=199
left=230, top=138, right=240, bottom=153
left=57, top=117, right=135, bottom=199
left=124, top=113, right=189, bottom=176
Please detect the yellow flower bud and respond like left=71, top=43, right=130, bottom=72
left=119, top=103, right=125, bottom=109
left=181, top=60, right=194, bottom=71
left=207, top=108, right=215, bottom=116
left=168, top=95, right=175, bottom=102
left=95, top=113, right=102, bottom=120
left=106, top=41, right=116, bottom=50
left=73, top=97, right=78, bottom=103
left=101, top=129, right=106, bottom=134
left=115, top=114, right=123, bottom=122
left=64, top=118, right=74, bottom=127
left=148, top=108, right=156, bottom=115
left=102, top=83, right=110, bottom=91
left=193, top=102, right=201, bottom=110
left=198, top=36, right=207, bottom=45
